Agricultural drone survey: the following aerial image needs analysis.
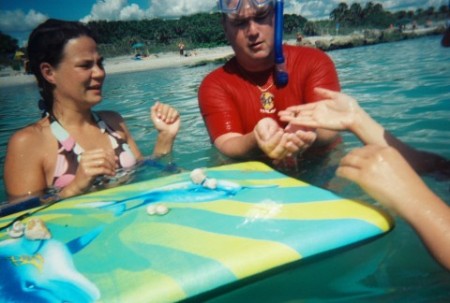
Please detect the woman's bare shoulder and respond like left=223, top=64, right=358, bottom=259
left=7, top=118, right=51, bottom=151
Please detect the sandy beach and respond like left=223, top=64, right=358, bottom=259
left=0, top=45, right=235, bottom=88
left=0, top=26, right=442, bottom=88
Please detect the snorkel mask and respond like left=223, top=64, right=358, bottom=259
left=219, top=0, right=273, bottom=14
left=219, top=0, right=288, bottom=86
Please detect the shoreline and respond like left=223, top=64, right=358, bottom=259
left=0, top=26, right=443, bottom=88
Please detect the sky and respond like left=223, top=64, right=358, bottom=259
left=1, top=0, right=448, bottom=45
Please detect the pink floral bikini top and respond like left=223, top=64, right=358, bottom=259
left=50, top=112, right=137, bottom=189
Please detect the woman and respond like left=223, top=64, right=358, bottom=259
left=4, top=19, right=180, bottom=201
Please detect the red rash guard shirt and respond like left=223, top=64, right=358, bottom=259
left=198, top=45, right=341, bottom=143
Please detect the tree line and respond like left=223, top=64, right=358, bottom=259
left=329, top=1, right=449, bottom=28
left=1, top=1, right=448, bottom=66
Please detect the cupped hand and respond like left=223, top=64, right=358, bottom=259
left=253, top=117, right=316, bottom=160
left=284, top=123, right=317, bottom=155
left=254, top=118, right=287, bottom=160
left=150, top=101, right=180, bottom=136
left=279, top=87, right=362, bottom=132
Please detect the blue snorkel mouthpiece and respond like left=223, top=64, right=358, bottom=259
left=274, top=0, right=288, bottom=86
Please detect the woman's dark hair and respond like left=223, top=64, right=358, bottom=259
left=27, top=19, right=98, bottom=116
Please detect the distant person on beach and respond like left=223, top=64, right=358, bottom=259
left=4, top=19, right=180, bottom=201
left=442, top=22, right=450, bottom=47
left=279, top=88, right=450, bottom=270
left=198, top=0, right=341, bottom=165
left=295, top=32, right=303, bottom=44
left=178, top=41, right=185, bottom=56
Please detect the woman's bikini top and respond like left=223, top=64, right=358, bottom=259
left=50, top=112, right=137, bottom=189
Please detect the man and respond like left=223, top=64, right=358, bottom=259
left=198, top=0, right=341, bottom=164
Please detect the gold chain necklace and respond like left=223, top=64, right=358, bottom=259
left=257, top=82, right=274, bottom=92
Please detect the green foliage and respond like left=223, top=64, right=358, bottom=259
left=329, top=1, right=448, bottom=29
left=0, top=32, right=20, bottom=67
left=303, top=22, right=320, bottom=36
left=0, top=31, right=18, bottom=54
left=87, top=12, right=227, bottom=57
left=284, top=14, right=307, bottom=34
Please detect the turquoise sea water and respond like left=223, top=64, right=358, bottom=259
left=0, top=35, right=449, bottom=301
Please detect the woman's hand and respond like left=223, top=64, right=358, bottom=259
left=150, top=101, right=180, bottom=157
left=62, top=148, right=117, bottom=197
left=150, top=101, right=180, bottom=137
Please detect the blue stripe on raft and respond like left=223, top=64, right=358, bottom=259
left=235, top=186, right=342, bottom=203
left=207, top=169, right=286, bottom=181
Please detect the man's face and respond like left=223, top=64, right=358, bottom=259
left=223, top=2, right=274, bottom=71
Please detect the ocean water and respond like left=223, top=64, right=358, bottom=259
left=0, top=35, right=449, bottom=301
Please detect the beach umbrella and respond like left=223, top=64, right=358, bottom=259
left=132, top=42, right=145, bottom=49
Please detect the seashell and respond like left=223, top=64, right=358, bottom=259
left=8, top=221, right=25, bottom=238
left=24, top=218, right=51, bottom=240
left=203, top=178, right=217, bottom=189
left=147, top=203, right=170, bottom=216
left=155, top=204, right=169, bottom=215
left=190, top=168, right=206, bottom=184
left=147, top=204, right=158, bottom=215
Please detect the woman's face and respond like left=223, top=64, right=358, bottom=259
left=50, top=35, right=105, bottom=109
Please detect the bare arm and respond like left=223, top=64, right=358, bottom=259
left=279, top=87, right=448, bottom=173
left=337, top=145, right=450, bottom=270
left=4, top=128, right=117, bottom=200
left=279, top=87, right=391, bottom=144
left=4, top=128, right=47, bottom=199
left=214, top=132, right=260, bottom=159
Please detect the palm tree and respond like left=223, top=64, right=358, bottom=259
left=330, top=2, right=349, bottom=23
left=349, top=3, right=363, bottom=26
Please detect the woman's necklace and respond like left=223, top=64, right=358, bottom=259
left=238, top=65, right=276, bottom=114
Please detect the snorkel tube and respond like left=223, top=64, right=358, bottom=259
left=274, top=0, right=288, bottom=86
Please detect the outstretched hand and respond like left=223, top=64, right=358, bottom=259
left=279, top=87, right=362, bottom=132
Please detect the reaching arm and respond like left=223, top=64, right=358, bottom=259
left=337, top=145, right=450, bottom=270
left=279, top=87, right=449, bottom=173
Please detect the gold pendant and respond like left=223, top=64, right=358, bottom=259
left=260, top=91, right=276, bottom=113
